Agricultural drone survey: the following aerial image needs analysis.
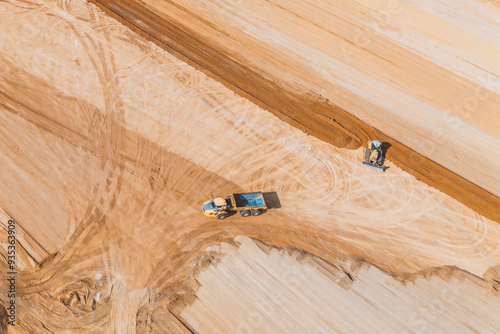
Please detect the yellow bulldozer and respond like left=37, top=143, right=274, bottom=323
left=361, top=140, right=386, bottom=172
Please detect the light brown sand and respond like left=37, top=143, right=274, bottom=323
left=183, top=236, right=500, bottom=334
left=0, top=0, right=498, bottom=332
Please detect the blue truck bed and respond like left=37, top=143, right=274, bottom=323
left=231, top=192, right=266, bottom=210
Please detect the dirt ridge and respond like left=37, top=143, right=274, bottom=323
left=178, top=236, right=500, bottom=332
left=87, top=0, right=500, bottom=223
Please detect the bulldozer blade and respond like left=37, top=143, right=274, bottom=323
left=361, top=162, right=386, bottom=172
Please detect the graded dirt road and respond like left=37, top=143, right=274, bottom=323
left=88, top=0, right=500, bottom=222
left=0, top=0, right=499, bottom=333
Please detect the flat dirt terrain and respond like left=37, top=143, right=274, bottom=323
left=89, top=0, right=500, bottom=222
left=0, top=0, right=499, bottom=333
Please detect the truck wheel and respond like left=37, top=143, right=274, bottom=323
left=240, top=210, right=251, bottom=217
left=217, top=213, right=228, bottom=220
left=251, top=209, right=260, bottom=216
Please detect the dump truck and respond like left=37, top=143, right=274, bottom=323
left=361, top=140, right=386, bottom=172
left=202, top=192, right=267, bottom=220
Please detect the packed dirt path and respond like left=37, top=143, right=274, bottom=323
left=89, top=0, right=500, bottom=222
left=0, top=0, right=499, bottom=332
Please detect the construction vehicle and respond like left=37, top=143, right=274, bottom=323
left=361, top=140, right=386, bottom=171
left=202, top=192, right=267, bottom=220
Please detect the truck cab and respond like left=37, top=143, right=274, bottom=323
left=202, top=197, right=229, bottom=219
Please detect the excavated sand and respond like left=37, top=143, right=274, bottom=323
left=0, top=0, right=498, bottom=332
left=183, top=236, right=500, bottom=334
left=88, top=0, right=500, bottom=221
left=151, top=0, right=500, bottom=196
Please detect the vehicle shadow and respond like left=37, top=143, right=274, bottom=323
left=263, top=192, right=281, bottom=209
left=227, top=210, right=239, bottom=218
left=380, top=142, right=392, bottom=166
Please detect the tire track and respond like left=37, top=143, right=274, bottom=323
left=87, top=0, right=500, bottom=223
left=1, top=0, right=500, bottom=332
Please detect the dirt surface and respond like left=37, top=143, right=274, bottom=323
left=88, top=0, right=500, bottom=223
left=183, top=236, right=500, bottom=333
left=0, top=0, right=499, bottom=332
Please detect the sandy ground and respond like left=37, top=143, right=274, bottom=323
left=0, top=0, right=499, bottom=332
left=89, top=0, right=500, bottom=222
left=183, top=236, right=500, bottom=333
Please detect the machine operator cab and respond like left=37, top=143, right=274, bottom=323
left=369, top=140, right=382, bottom=164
